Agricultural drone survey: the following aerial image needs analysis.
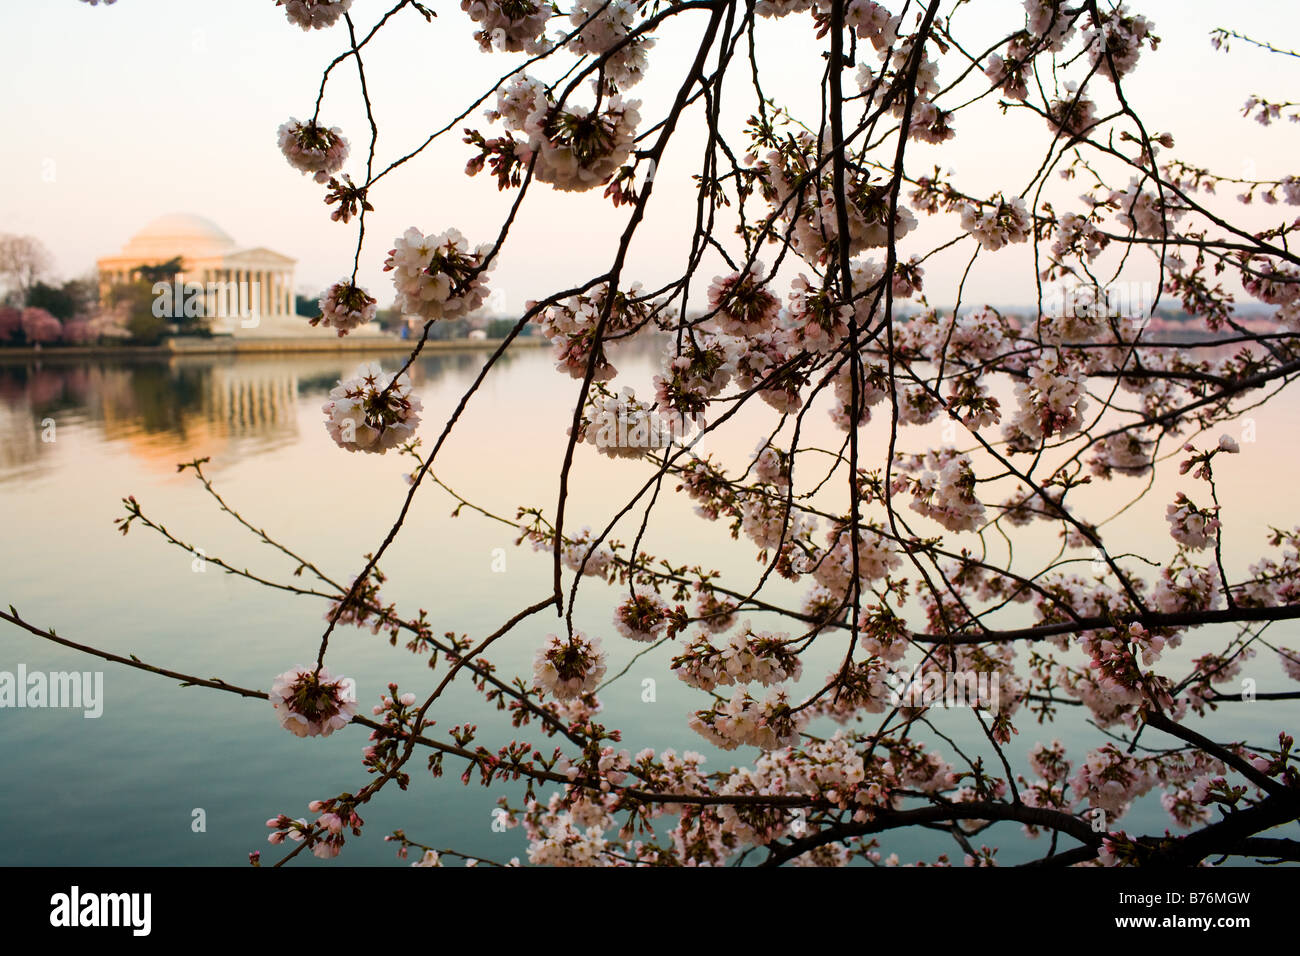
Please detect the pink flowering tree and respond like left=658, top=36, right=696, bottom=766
left=20, top=307, right=62, bottom=345
left=9, top=0, right=1300, bottom=867
left=0, top=306, right=22, bottom=344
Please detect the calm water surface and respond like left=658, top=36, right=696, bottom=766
left=1, top=344, right=1296, bottom=865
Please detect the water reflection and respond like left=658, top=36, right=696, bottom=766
left=0, top=340, right=1295, bottom=866
left=0, top=350, right=511, bottom=481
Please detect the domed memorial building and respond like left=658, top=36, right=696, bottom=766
left=97, top=214, right=313, bottom=336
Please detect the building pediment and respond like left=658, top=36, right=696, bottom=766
left=224, top=247, right=297, bottom=266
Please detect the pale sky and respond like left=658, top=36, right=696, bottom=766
left=2, top=0, right=1297, bottom=311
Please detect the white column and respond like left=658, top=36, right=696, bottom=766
left=285, top=275, right=293, bottom=316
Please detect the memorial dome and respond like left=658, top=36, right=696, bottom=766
left=120, top=213, right=237, bottom=260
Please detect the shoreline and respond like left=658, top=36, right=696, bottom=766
left=0, top=335, right=546, bottom=362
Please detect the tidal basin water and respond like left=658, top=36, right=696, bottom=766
left=1, top=344, right=1297, bottom=866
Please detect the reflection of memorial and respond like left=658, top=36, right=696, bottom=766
left=0, top=351, right=472, bottom=481
left=206, top=363, right=300, bottom=434
left=0, top=401, right=40, bottom=473
left=0, top=358, right=309, bottom=476
left=90, top=360, right=306, bottom=463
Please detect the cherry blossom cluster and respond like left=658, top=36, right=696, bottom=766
left=534, top=282, right=656, bottom=381
left=904, top=452, right=986, bottom=533
left=1046, top=82, right=1099, bottom=137
left=707, top=265, right=782, bottom=336
left=754, top=0, right=813, bottom=19
left=360, top=686, right=429, bottom=788
left=613, top=592, right=685, bottom=643
left=461, top=0, right=552, bottom=54
left=1003, top=349, right=1089, bottom=450
left=688, top=687, right=806, bottom=751
left=1280, top=648, right=1300, bottom=682
left=1109, top=177, right=1185, bottom=238
left=277, top=118, right=350, bottom=183
left=1090, top=432, right=1154, bottom=478
left=1083, top=5, right=1158, bottom=82
left=857, top=30, right=946, bottom=145
left=533, top=632, right=607, bottom=700
left=323, top=174, right=373, bottom=224
left=785, top=274, right=852, bottom=354
left=1050, top=210, right=1108, bottom=263
left=750, top=441, right=791, bottom=488
left=268, top=665, right=357, bottom=738
left=984, top=36, right=1034, bottom=101
left=652, top=332, right=737, bottom=421
left=1025, top=0, right=1078, bottom=50
left=303, top=798, right=364, bottom=858
left=507, top=735, right=961, bottom=866
left=795, top=523, right=901, bottom=597
left=483, top=74, right=642, bottom=193
left=1151, top=561, right=1221, bottom=616
left=325, top=569, right=396, bottom=637
left=567, top=0, right=654, bottom=91
left=384, top=227, right=495, bottom=321
left=1241, top=258, right=1300, bottom=330
left=1070, top=744, right=1156, bottom=819
left=1166, top=493, right=1220, bottom=550
left=548, top=525, right=616, bottom=579
left=738, top=491, right=816, bottom=554
left=277, top=0, right=352, bottom=30
left=959, top=196, right=1033, bottom=252
left=322, top=362, right=423, bottom=454
left=314, top=280, right=378, bottom=336
left=1238, top=528, right=1300, bottom=608
left=696, top=591, right=738, bottom=633
left=580, top=386, right=697, bottom=459
left=671, top=626, right=803, bottom=690
left=748, top=134, right=917, bottom=264
left=523, top=791, right=614, bottom=865
left=1077, top=622, right=1177, bottom=716
left=264, top=814, right=310, bottom=846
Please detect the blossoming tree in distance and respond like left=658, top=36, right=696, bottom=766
left=15, top=0, right=1300, bottom=868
